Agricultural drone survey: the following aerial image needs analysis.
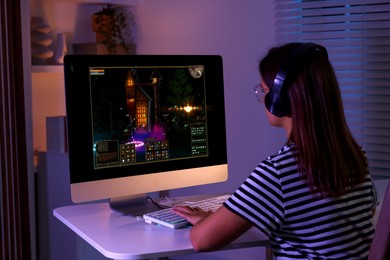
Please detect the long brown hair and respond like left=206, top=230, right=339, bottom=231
left=259, top=43, right=367, bottom=197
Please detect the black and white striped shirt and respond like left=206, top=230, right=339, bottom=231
left=224, top=144, right=378, bottom=259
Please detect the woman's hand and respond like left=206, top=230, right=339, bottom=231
left=172, top=206, right=212, bottom=225
left=173, top=205, right=253, bottom=251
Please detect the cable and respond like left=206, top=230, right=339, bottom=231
left=146, top=196, right=164, bottom=210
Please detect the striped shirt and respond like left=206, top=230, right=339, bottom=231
left=224, top=144, right=378, bottom=259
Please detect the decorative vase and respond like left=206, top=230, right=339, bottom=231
left=31, top=16, right=54, bottom=65
left=54, top=33, right=67, bottom=64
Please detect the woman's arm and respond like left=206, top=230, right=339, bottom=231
left=173, top=205, right=252, bottom=251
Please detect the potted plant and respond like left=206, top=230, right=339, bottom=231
left=92, top=4, right=135, bottom=54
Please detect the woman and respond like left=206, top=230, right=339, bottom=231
left=173, top=42, right=378, bottom=259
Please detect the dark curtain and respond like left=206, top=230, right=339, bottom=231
left=0, top=0, right=32, bottom=259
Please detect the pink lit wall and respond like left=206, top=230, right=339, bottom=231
left=31, top=0, right=285, bottom=194
left=135, top=0, right=285, bottom=196
left=30, top=1, right=286, bottom=259
left=32, top=0, right=284, bottom=196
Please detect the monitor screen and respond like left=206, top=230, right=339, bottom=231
left=64, top=55, right=227, bottom=215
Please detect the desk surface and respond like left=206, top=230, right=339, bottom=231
left=54, top=202, right=268, bottom=260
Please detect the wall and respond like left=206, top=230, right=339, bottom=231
left=134, top=3, right=281, bottom=258
left=32, top=72, right=67, bottom=151
left=31, top=0, right=283, bottom=192
left=31, top=0, right=281, bottom=259
left=135, top=0, right=283, bottom=196
left=28, top=1, right=390, bottom=259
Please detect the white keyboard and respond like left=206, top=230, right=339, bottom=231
left=143, top=194, right=230, bottom=229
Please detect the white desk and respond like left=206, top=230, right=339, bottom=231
left=53, top=202, right=269, bottom=260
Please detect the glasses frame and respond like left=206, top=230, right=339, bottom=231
left=254, top=83, right=266, bottom=103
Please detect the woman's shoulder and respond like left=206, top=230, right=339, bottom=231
left=265, top=143, right=297, bottom=163
left=256, top=144, right=298, bottom=178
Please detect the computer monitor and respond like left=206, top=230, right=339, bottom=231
left=64, top=54, right=228, bottom=216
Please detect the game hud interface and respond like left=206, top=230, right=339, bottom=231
left=89, top=65, right=209, bottom=169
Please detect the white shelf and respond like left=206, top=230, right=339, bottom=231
left=79, top=0, right=141, bottom=4
left=32, top=65, right=64, bottom=73
left=34, top=0, right=141, bottom=5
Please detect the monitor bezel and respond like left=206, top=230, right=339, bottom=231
left=64, top=54, right=227, bottom=201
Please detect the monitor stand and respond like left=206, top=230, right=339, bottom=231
left=109, top=194, right=167, bottom=218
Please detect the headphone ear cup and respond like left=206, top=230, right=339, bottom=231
left=265, top=42, right=327, bottom=117
left=264, top=91, right=290, bottom=117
